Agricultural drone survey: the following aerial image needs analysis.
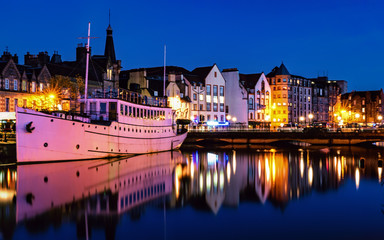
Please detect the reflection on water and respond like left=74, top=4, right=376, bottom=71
left=1, top=147, right=384, bottom=239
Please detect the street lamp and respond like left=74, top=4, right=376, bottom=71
left=308, top=113, right=313, bottom=125
left=299, top=116, right=305, bottom=127
left=226, top=115, right=232, bottom=121
left=355, top=113, right=360, bottom=123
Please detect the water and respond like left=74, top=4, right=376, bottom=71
left=1, top=146, right=384, bottom=240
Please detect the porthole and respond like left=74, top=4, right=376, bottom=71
left=44, top=176, right=48, bottom=183
left=115, top=126, right=117, bottom=130
left=88, top=125, right=90, bottom=128
left=76, top=171, right=80, bottom=177
left=96, top=147, right=98, bottom=150
left=119, top=127, right=121, bottom=130
left=76, top=144, right=80, bottom=149
left=51, top=119, right=54, bottom=122
left=111, top=149, right=113, bottom=152
left=82, top=124, right=84, bottom=127
left=124, top=128, right=126, bottom=131
left=73, top=123, right=75, bottom=125
left=44, top=142, right=48, bottom=147
left=104, top=127, right=106, bottom=130
left=95, top=126, right=97, bottom=129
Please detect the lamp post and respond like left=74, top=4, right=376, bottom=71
left=355, top=113, right=360, bottom=124
left=308, top=113, right=313, bottom=125
left=299, top=116, right=305, bottom=127
left=378, top=115, right=383, bottom=124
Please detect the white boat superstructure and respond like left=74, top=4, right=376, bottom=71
left=16, top=93, right=188, bottom=163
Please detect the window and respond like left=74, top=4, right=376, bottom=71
left=362, top=99, right=365, bottom=105
left=220, top=86, right=224, bottom=96
left=120, top=104, right=124, bottom=115
left=22, top=80, right=27, bottom=91
left=5, top=98, right=9, bottom=111
left=283, top=78, right=286, bottom=82
left=5, top=79, right=9, bottom=90
left=207, top=85, right=211, bottom=95
left=39, top=83, right=43, bottom=92
left=199, top=104, right=203, bottom=111
left=207, top=103, right=211, bottom=111
left=14, top=79, right=18, bottom=91
left=213, top=86, right=218, bottom=96
left=220, top=103, right=224, bottom=112
left=213, top=102, right=218, bottom=111
left=125, top=105, right=128, bottom=116
left=193, top=93, right=197, bottom=101
left=100, top=103, right=107, bottom=114
left=362, top=107, right=365, bottom=113
left=214, top=72, right=217, bottom=77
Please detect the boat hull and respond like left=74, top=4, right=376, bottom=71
left=16, top=107, right=188, bottom=163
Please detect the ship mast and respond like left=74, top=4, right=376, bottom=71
left=84, top=22, right=91, bottom=114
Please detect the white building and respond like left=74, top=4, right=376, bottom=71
left=222, top=68, right=248, bottom=125
left=240, top=72, right=272, bottom=128
left=189, top=64, right=226, bottom=124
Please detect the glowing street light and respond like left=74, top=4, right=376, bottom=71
left=355, top=113, right=360, bottom=119
left=378, top=115, right=383, bottom=121
left=232, top=117, right=237, bottom=122
left=226, top=115, right=232, bottom=121
left=308, top=113, right=313, bottom=124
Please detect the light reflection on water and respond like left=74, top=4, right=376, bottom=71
left=0, top=146, right=384, bottom=239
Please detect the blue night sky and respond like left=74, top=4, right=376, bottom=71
left=2, top=0, right=384, bottom=91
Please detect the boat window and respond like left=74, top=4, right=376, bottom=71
left=140, top=109, right=143, bottom=118
left=136, top=108, right=139, bottom=118
left=120, top=104, right=124, bottom=115
left=125, top=105, right=128, bottom=116
left=133, top=107, right=136, bottom=117
left=100, top=103, right=106, bottom=114
left=129, top=106, right=132, bottom=116
left=151, top=110, right=153, bottom=119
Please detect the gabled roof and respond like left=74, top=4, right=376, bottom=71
left=191, top=66, right=213, bottom=80
left=239, top=73, right=262, bottom=89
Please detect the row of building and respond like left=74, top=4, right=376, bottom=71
left=1, top=23, right=383, bottom=128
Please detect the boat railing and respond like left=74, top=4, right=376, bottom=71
left=86, top=88, right=168, bottom=108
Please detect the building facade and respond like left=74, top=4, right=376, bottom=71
left=190, top=64, right=226, bottom=124
left=267, top=63, right=312, bottom=127
left=238, top=72, right=271, bottom=128
left=337, top=90, right=384, bottom=125
left=221, top=68, right=248, bottom=125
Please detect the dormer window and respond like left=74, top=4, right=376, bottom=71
left=14, top=79, right=18, bottom=91
left=5, top=79, right=9, bottom=90
left=107, top=68, right=113, bottom=80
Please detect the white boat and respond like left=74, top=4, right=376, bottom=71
left=15, top=23, right=188, bottom=163
left=15, top=95, right=188, bottom=163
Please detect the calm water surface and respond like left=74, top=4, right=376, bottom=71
left=1, top=146, right=384, bottom=240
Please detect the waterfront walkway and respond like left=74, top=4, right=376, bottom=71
left=185, top=129, right=384, bottom=146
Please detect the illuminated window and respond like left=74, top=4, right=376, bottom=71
left=32, top=82, right=36, bottom=92
left=22, top=80, right=27, bottom=91
left=14, top=79, right=18, bottom=91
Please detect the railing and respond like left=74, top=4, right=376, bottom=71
left=85, top=88, right=168, bottom=108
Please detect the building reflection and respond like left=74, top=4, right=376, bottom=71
left=178, top=146, right=384, bottom=213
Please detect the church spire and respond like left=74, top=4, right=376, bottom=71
left=104, top=10, right=116, bottom=63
